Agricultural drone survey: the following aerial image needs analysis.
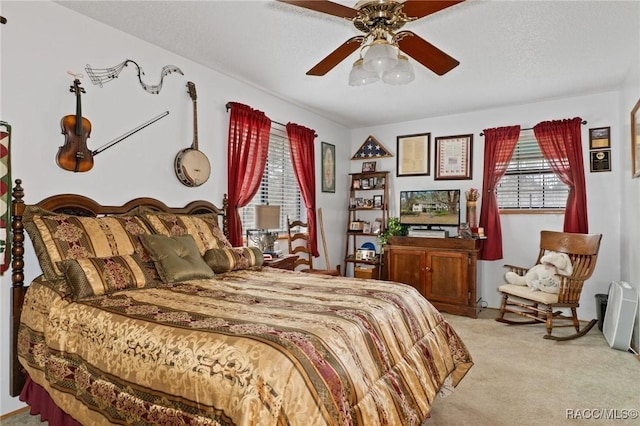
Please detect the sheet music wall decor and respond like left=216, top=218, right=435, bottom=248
left=85, top=59, right=183, bottom=94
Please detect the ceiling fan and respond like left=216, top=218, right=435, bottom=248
left=278, top=0, right=465, bottom=78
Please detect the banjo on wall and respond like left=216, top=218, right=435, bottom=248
left=175, top=81, right=210, bottom=187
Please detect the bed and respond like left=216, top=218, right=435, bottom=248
left=8, top=179, right=473, bottom=425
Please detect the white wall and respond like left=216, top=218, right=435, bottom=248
left=618, top=56, right=640, bottom=351
left=0, top=1, right=350, bottom=415
left=350, top=90, right=628, bottom=319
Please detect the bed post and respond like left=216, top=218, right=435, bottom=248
left=222, top=193, right=229, bottom=239
left=10, top=179, right=26, bottom=397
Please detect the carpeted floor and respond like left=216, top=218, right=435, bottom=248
left=4, top=308, right=638, bottom=425
left=428, top=308, right=639, bottom=425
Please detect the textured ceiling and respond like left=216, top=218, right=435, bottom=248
left=57, top=0, right=640, bottom=129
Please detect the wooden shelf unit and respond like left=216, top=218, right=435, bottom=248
left=343, top=171, right=389, bottom=278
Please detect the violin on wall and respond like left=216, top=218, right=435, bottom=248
left=57, top=79, right=93, bottom=172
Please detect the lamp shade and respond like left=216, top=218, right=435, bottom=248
left=255, top=205, right=280, bottom=230
left=382, top=54, right=415, bottom=85
left=349, top=58, right=379, bottom=86
left=363, top=40, right=398, bottom=73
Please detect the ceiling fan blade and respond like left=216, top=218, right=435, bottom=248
left=397, top=31, right=459, bottom=75
left=278, top=0, right=358, bottom=19
left=401, top=0, right=466, bottom=19
left=307, top=36, right=363, bottom=76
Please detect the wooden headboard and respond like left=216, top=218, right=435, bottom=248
left=9, top=179, right=229, bottom=397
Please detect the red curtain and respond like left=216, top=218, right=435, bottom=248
left=286, top=122, right=319, bottom=257
left=478, top=125, right=521, bottom=260
left=533, top=117, right=588, bottom=233
left=226, top=102, right=271, bottom=246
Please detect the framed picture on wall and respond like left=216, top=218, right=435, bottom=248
left=589, top=127, right=611, bottom=149
left=631, top=98, right=640, bottom=178
left=321, top=142, right=336, bottom=192
left=434, top=134, right=473, bottom=180
left=396, top=133, right=430, bottom=177
left=590, top=150, right=611, bottom=172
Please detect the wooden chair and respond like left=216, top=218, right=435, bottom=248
left=496, top=230, right=602, bottom=340
left=287, top=216, right=341, bottom=276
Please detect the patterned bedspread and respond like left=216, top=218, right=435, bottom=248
left=18, top=268, right=473, bottom=425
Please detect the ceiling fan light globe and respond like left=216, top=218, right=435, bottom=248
left=382, top=55, right=415, bottom=85
left=349, top=59, right=380, bottom=86
left=362, top=41, right=398, bottom=73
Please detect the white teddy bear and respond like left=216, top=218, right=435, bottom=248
left=504, top=251, right=573, bottom=293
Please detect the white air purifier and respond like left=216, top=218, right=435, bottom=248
left=602, top=281, right=638, bottom=351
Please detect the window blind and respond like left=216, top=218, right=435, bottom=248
left=497, top=129, right=569, bottom=209
left=241, top=126, right=302, bottom=231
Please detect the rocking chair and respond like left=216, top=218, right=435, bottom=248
left=496, top=230, right=602, bottom=340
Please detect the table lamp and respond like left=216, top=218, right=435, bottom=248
left=255, top=205, right=280, bottom=253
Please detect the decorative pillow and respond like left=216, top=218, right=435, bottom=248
left=140, top=211, right=231, bottom=255
left=203, top=247, right=264, bottom=273
left=57, top=254, right=153, bottom=300
left=23, top=206, right=153, bottom=281
left=139, top=234, right=215, bottom=282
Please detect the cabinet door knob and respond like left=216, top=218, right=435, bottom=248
left=425, top=266, right=431, bottom=272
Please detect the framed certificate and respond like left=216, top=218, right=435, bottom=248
left=435, top=134, right=473, bottom=180
left=396, top=133, right=430, bottom=177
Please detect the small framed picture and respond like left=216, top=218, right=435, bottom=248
left=372, top=218, right=382, bottom=234
left=352, top=179, right=361, bottom=189
left=362, top=161, right=377, bottom=173
left=373, top=195, right=383, bottom=208
left=361, top=178, right=370, bottom=189
left=362, top=221, right=372, bottom=233
left=589, top=127, right=610, bottom=150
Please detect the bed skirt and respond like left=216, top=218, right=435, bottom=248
left=20, top=374, right=82, bottom=426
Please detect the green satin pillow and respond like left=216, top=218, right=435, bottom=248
left=140, top=234, right=215, bottom=283
left=203, top=247, right=264, bottom=273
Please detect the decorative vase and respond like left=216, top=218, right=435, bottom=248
left=466, top=201, right=478, bottom=229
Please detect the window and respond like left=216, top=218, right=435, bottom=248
left=497, top=129, right=568, bottom=210
left=241, top=126, right=302, bottom=231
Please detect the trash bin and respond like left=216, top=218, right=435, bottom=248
left=595, top=293, right=608, bottom=331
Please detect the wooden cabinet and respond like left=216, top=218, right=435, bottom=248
left=386, top=236, right=481, bottom=318
left=343, top=171, right=389, bottom=278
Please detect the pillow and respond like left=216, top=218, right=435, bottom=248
left=140, top=211, right=231, bottom=255
left=57, top=254, right=153, bottom=300
left=139, top=234, right=215, bottom=282
left=23, top=206, right=153, bottom=281
left=203, top=247, right=264, bottom=273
